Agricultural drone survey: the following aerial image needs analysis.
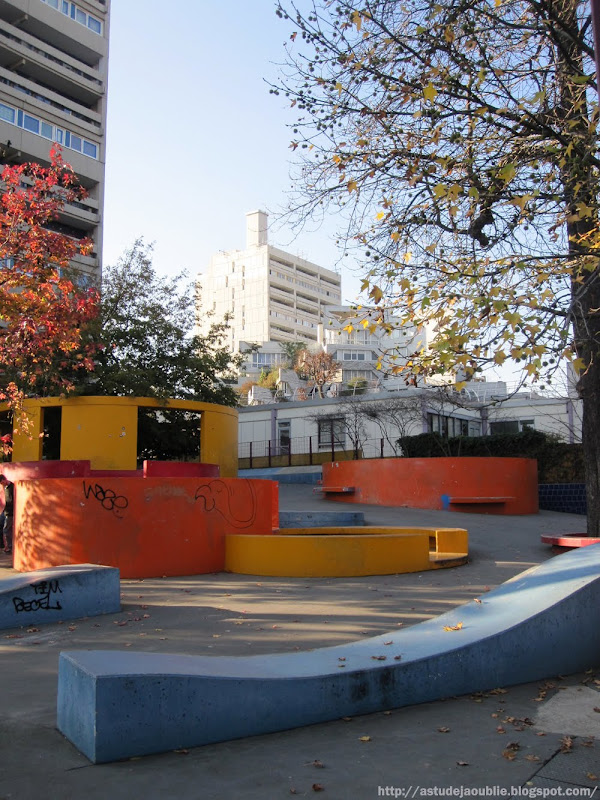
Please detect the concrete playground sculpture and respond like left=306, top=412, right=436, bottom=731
left=13, top=472, right=277, bottom=579
left=4, top=395, right=238, bottom=477
left=320, top=457, right=538, bottom=514
left=225, top=526, right=468, bottom=577
left=57, top=543, right=600, bottom=763
left=0, top=565, right=120, bottom=630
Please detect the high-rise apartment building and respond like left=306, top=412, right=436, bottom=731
left=0, top=0, right=110, bottom=283
left=197, top=210, right=342, bottom=353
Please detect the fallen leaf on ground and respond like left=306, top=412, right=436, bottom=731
left=438, top=727, right=450, bottom=733
left=371, top=656, right=386, bottom=661
left=312, top=784, right=324, bottom=792
left=444, top=622, right=463, bottom=631
left=560, top=736, right=573, bottom=752
left=358, top=736, right=371, bottom=742
left=525, top=755, right=540, bottom=762
left=456, top=761, right=469, bottom=766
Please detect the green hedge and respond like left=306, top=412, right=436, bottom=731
left=396, top=430, right=584, bottom=484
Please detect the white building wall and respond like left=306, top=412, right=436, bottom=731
left=239, top=389, right=583, bottom=458
left=196, top=212, right=341, bottom=352
left=487, top=396, right=582, bottom=443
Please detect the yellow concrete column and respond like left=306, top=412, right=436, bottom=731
left=60, top=399, right=138, bottom=470
left=201, top=405, right=238, bottom=477
left=11, top=402, right=43, bottom=462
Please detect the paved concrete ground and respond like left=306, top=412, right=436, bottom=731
left=0, top=485, right=598, bottom=800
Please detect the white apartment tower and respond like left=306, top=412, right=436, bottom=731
left=197, top=211, right=342, bottom=352
left=0, top=0, right=110, bottom=284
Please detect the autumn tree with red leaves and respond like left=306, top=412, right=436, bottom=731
left=0, top=148, right=99, bottom=441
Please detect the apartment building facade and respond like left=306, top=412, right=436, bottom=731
left=196, top=210, right=342, bottom=357
left=0, top=0, right=110, bottom=283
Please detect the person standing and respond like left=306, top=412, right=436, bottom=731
left=0, top=474, right=13, bottom=554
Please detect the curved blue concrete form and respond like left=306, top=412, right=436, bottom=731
left=278, top=510, right=365, bottom=528
left=0, top=564, right=120, bottom=630
left=57, top=544, right=600, bottom=764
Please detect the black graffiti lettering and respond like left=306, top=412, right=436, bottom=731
left=13, top=594, right=63, bottom=612
left=32, top=579, right=62, bottom=596
left=83, top=481, right=128, bottom=516
left=13, top=580, right=63, bottom=613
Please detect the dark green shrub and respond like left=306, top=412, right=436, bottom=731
left=396, top=430, right=584, bottom=483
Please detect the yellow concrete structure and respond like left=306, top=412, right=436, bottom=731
left=225, top=527, right=468, bottom=577
left=5, top=396, right=238, bottom=477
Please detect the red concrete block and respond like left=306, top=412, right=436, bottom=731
left=322, top=458, right=538, bottom=515
left=142, top=461, right=220, bottom=478
left=14, top=477, right=276, bottom=578
left=1, top=460, right=92, bottom=480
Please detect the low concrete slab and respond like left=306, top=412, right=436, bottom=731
left=57, top=544, right=600, bottom=764
left=0, top=565, right=120, bottom=630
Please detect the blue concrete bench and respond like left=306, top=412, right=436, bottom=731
left=0, top=565, right=120, bottom=630
left=278, top=510, right=365, bottom=528
left=314, top=485, right=355, bottom=494
left=57, top=545, right=600, bottom=764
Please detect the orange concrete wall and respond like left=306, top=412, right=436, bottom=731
left=322, top=458, right=538, bottom=515
left=14, top=477, right=276, bottom=579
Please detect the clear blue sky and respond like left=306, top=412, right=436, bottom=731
left=102, top=1, right=528, bottom=386
left=102, top=0, right=365, bottom=304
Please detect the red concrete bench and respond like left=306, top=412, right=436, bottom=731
left=541, top=534, right=599, bottom=551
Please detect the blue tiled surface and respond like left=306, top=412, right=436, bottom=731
left=539, top=484, right=587, bottom=515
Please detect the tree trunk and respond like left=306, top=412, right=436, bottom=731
left=575, top=283, right=600, bottom=535
left=551, top=0, right=600, bottom=534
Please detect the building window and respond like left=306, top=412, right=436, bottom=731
left=428, top=413, right=473, bottom=438
left=88, top=16, right=102, bottom=34
left=489, top=419, right=535, bottom=435
left=278, top=420, right=291, bottom=455
left=318, top=417, right=345, bottom=449
left=342, top=351, right=367, bottom=361
left=23, top=114, right=39, bottom=134
left=0, top=103, right=15, bottom=124
left=250, top=352, right=285, bottom=368
left=343, top=369, right=371, bottom=381
left=0, top=99, right=98, bottom=159
left=40, top=0, right=103, bottom=35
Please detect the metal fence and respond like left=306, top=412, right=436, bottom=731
left=238, top=434, right=401, bottom=469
